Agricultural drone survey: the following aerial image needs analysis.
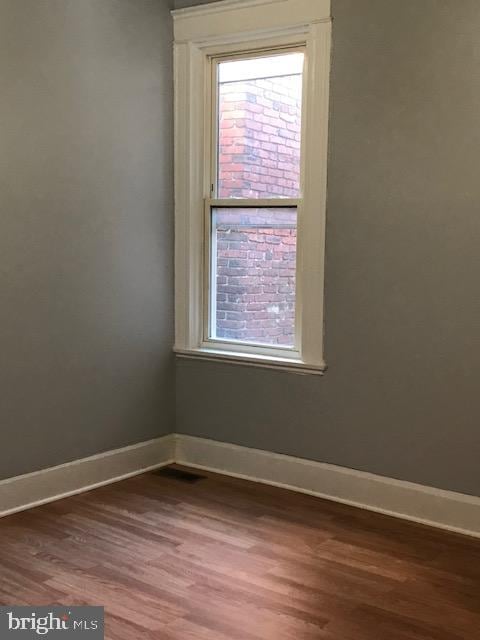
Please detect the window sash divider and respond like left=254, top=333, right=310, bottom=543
left=207, top=198, right=300, bottom=208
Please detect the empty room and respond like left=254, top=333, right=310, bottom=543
left=1, top=0, right=479, bottom=638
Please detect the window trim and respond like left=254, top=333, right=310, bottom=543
left=172, top=0, right=331, bottom=375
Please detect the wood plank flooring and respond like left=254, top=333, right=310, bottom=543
left=1, top=465, right=479, bottom=639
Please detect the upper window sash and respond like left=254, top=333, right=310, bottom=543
left=209, top=47, right=306, bottom=202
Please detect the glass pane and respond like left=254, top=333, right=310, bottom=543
left=217, top=52, right=304, bottom=199
left=211, top=208, right=297, bottom=347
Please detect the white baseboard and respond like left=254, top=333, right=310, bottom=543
left=0, top=435, right=175, bottom=518
left=2, top=432, right=479, bottom=539
left=174, top=434, right=480, bottom=539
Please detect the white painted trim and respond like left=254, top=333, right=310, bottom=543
left=2, top=432, right=479, bottom=539
left=172, top=1, right=331, bottom=43
left=175, top=347, right=325, bottom=374
left=0, top=435, right=175, bottom=518
left=174, top=435, right=480, bottom=539
left=172, top=0, right=303, bottom=19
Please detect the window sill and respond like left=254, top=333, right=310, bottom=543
left=174, top=347, right=326, bottom=375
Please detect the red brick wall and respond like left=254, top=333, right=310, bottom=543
left=214, top=210, right=297, bottom=346
left=214, top=75, right=301, bottom=345
left=218, top=75, right=302, bottom=198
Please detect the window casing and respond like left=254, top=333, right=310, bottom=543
left=173, top=0, right=331, bottom=374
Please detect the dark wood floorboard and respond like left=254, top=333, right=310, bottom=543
left=1, top=465, right=479, bottom=639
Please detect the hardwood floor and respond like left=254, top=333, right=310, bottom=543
left=1, top=465, right=479, bottom=639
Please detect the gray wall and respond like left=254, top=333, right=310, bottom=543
left=176, top=0, right=480, bottom=496
left=3, top=0, right=479, bottom=497
left=0, top=0, right=174, bottom=479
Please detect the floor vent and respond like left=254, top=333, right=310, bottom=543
left=152, top=467, right=206, bottom=483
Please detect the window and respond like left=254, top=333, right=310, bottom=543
left=210, top=50, right=303, bottom=349
left=173, top=0, right=331, bottom=374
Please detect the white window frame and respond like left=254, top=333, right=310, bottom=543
left=172, top=0, right=331, bottom=374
